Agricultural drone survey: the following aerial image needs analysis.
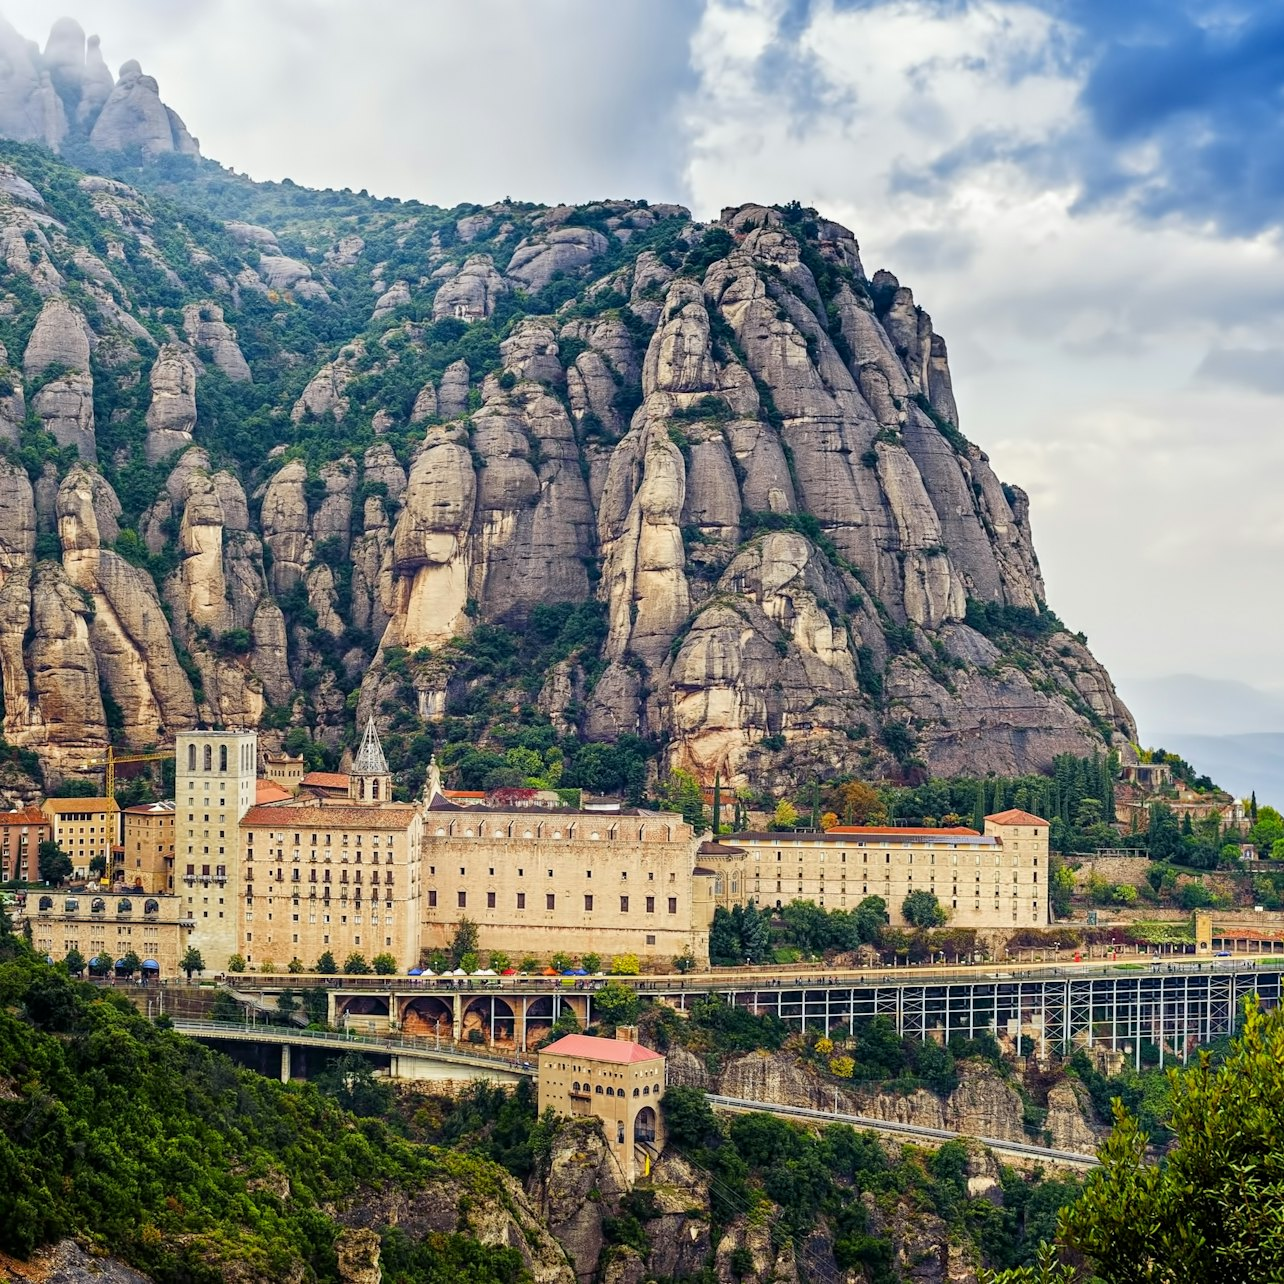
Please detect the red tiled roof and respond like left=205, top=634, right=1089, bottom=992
left=540, top=1033, right=663, bottom=1064
left=443, top=790, right=487, bottom=799
left=255, top=779, right=292, bottom=804
left=824, top=825, right=980, bottom=837
left=0, top=807, right=48, bottom=825
left=301, top=771, right=350, bottom=790
left=985, top=809, right=1049, bottom=826
left=241, top=802, right=419, bottom=828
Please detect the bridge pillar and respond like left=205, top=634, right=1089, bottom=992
left=452, top=992, right=462, bottom=1043
left=280, top=1044, right=291, bottom=1084
left=327, top=991, right=338, bottom=1026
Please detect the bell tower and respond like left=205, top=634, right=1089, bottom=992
left=349, top=717, right=393, bottom=803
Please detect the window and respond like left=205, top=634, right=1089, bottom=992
left=668, top=897, right=678, bottom=914
left=546, top=893, right=555, bottom=910
left=219, top=745, right=227, bottom=772
left=517, top=892, right=526, bottom=909
left=620, top=895, right=629, bottom=912
left=187, top=745, right=196, bottom=771
left=487, top=891, right=496, bottom=908
left=645, top=896, right=654, bottom=913
left=202, top=745, right=211, bottom=771
left=584, top=894, right=594, bottom=911
left=457, top=891, right=466, bottom=908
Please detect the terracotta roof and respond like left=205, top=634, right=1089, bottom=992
left=300, top=771, right=350, bottom=790
left=241, top=802, right=419, bottom=828
left=824, top=825, right=981, bottom=837
left=255, top=779, right=292, bottom=804
left=42, top=797, right=119, bottom=813
left=0, top=807, right=48, bottom=825
left=444, top=790, right=487, bottom=799
left=985, top=809, right=1049, bottom=826
left=539, top=1033, right=663, bottom=1064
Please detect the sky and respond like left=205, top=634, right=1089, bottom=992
left=8, top=0, right=1284, bottom=740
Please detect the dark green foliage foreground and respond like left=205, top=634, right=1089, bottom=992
left=0, top=938, right=529, bottom=1282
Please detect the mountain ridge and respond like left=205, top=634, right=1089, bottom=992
left=0, top=17, right=1135, bottom=798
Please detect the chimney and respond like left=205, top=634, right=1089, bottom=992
left=615, top=1025, right=639, bottom=1044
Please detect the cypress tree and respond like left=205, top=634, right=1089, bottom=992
left=973, top=779, right=986, bottom=832
left=712, top=773, right=721, bottom=836
left=1252, top=791, right=1259, bottom=822
left=810, top=779, right=819, bottom=830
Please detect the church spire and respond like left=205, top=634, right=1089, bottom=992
left=349, top=716, right=392, bottom=803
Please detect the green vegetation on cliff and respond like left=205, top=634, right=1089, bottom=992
left=0, top=925, right=534, bottom=1281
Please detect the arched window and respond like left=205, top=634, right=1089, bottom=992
left=632, top=1087, right=640, bottom=1097
left=643, top=1085, right=650, bottom=1095
left=90, top=897, right=105, bottom=913
left=37, top=895, right=52, bottom=911
left=595, top=1084, right=603, bottom=1095
left=203, top=745, right=212, bottom=771
left=372, top=779, right=380, bottom=801
left=117, top=899, right=132, bottom=914
left=605, top=1087, right=615, bottom=1097
left=143, top=899, right=159, bottom=915
left=219, top=745, right=227, bottom=772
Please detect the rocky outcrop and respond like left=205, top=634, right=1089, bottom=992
left=507, top=227, right=610, bottom=292
left=144, top=343, right=198, bottom=462
left=89, top=59, right=198, bottom=156
left=433, top=254, right=507, bottom=321
left=183, top=302, right=251, bottom=382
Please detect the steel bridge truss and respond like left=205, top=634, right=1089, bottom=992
left=689, top=969, right=1280, bottom=1069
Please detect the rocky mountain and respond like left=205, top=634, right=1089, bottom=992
left=0, top=16, right=198, bottom=158
left=0, top=18, right=1135, bottom=795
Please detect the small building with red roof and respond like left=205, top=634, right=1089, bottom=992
left=538, top=1029, right=665, bottom=1183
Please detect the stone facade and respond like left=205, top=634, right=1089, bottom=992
left=118, top=799, right=175, bottom=892
left=538, top=1031, right=666, bottom=1185
left=419, top=802, right=717, bottom=962
left=177, top=730, right=256, bottom=970
left=719, top=810, right=1049, bottom=929
left=262, top=751, right=304, bottom=795
left=26, top=888, right=191, bottom=975
left=240, top=800, right=423, bottom=971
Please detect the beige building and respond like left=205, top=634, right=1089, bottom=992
left=41, top=797, right=121, bottom=880
left=238, top=719, right=423, bottom=971
left=0, top=807, right=49, bottom=882
left=419, top=786, right=716, bottom=963
left=25, top=889, right=192, bottom=976
left=720, top=810, right=1049, bottom=928
left=118, top=800, right=176, bottom=892
left=262, top=751, right=305, bottom=795
left=178, top=731, right=258, bottom=970
left=538, top=1031, right=665, bottom=1184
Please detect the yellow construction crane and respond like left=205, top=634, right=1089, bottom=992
left=80, top=746, right=173, bottom=798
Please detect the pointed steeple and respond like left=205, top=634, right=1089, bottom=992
left=349, top=716, right=392, bottom=803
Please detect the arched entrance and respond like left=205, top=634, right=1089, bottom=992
left=336, top=995, right=389, bottom=1032
left=401, top=995, right=453, bottom=1038
left=524, top=995, right=555, bottom=1047
left=463, top=996, right=516, bottom=1047
left=634, top=1106, right=657, bottom=1144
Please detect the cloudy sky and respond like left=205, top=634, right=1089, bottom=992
left=9, top=0, right=1284, bottom=740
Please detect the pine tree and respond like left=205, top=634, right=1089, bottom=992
left=1252, top=791, right=1259, bottom=822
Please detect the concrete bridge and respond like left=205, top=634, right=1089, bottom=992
left=169, top=1018, right=527, bottom=1084
left=212, top=958, right=1284, bottom=1069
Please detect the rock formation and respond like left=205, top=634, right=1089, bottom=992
left=0, top=18, right=198, bottom=157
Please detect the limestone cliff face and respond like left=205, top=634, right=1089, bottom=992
left=0, top=126, right=1133, bottom=787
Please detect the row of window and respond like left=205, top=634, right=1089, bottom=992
left=247, top=868, right=395, bottom=884
left=571, top=1082, right=656, bottom=1098
left=428, top=890, right=678, bottom=913
left=184, top=742, right=254, bottom=773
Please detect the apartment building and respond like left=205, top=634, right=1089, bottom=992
left=41, top=797, right=121, bottom=880
left=0, top=807, right=49, bottom=882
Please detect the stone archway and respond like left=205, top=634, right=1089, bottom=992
left=524, top=995, right=555, bottom=1047
left=634, top=1106, right=657, bottom=1144
left=336, top=995, right=389, bottom=1025
left=462, top=995, right=516, bottom=1047
left=401, top=995, right=453, bottom=1038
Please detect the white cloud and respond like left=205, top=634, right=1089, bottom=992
left=681, top=0, right=1284, bottom=705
